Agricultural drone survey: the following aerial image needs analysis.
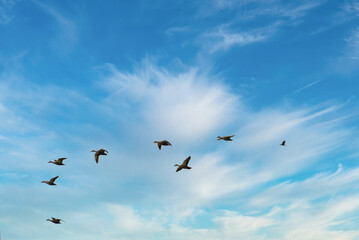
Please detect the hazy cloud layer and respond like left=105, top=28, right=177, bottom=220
left=0, top=59, right=358, bottom=239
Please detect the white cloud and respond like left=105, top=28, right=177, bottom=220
left=345, top=28, right=359, bottom=60
left=33, top=0, right=78, bottom=54
left=250, top=164, right=359, bottom=207
left=201, top=0, right=323, bottom=20
left=109, top=204, right=163, bottom=235
left=0, top=59, right=358, bottom=240
left=93, top=61, right=355, bottom=220
left=0, top=0, right=17, bottom=24
left=342, top=0, right=359, bottom=16
left=99, top=61, right=239, bottom=142
left=214, top=211, right=274, bottom=235
left=202, top=23, right=278, bottom=53
left=330, top=27, right=359, bottom=73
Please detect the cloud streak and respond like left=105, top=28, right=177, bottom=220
left=0, top=59, right=358, bottom=239
left=202, top=23, right=279, bottom=53
left=33, top=0, right=79, bottom=54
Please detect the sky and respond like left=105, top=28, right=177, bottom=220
left=0, top=0, right=359, bottom=239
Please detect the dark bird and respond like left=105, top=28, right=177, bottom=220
left=280, top=140, right=286, bottom=146
left=174, top=156, right=191, bottom=172
left=47, top=217, right=62, bottom=224
left=154, top=140, right=172, bottom=150
left=91, top=149, right=108, bottom=164
left=42, top=176, right=59, bottom=186
left=48, top=158, right=67, bottom=166
left=217, top=135, right=235, bottom=141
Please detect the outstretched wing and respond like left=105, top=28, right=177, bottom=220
left=157, top=142, right=162, bottom=150
left=183, top=156, right=191, bottom=166
left=49, top=176, right=59, bottom=184
left=282, top=140, right=286, bottom=145
left=58, top=158, right=67, bottom=163
left=94, top=152, right=100, bottom=163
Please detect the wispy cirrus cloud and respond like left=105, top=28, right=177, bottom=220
left=342, top=0, right=359, bottom=16
left=329, top=26, right=359, bottom=74
left=199, top=0, right=324, bottom=21
left=0, top=59, right=358, bottom=239
left=201, top=22, right=280, bottom=53
left=32, top=0, right=79, bottom=54
left=193, top=0, right=323, bottom=53
left=249, top=164, right=359, bottom=207
left=0, top=0, right=17, bottom=24
left=345, top=28, right=359, bottom=60
left=293, top=78, right=324, bottom=93
left=96, top=60, right=354, bottom=205
left=99, top=60, right=239, bottom=142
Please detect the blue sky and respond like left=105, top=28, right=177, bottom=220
left=1, top=0, right=359, bottom=239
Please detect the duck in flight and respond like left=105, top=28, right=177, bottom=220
left=174, top=156, right=191, bottom=172
left=48, top=158, right=67, bottom=166
left=91, top=149, right=108, bottom=164
left=47, top=217, right=63, bottom=224
left=154, top=140, right=172, bottom=150
left=280, top=140, right=286, bottom=146
left=217, top=135, right=235, bottom=141
left=42, top=176, right=59, bottom=186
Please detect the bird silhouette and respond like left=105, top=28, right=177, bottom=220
left=280, top=140, right=286, bottom=146
left=47, top=217, right=62, bottom=224
left=217, top=135, right=235, bottom=141
left=174, top=156, right=191, bottom=172
left=154, top=140, right=172, bottom=150
left=91, top=149, right=108, bottom=164
left=42, top=176, right=59, bottom=186
left=48, top=158, right=67, bottom=166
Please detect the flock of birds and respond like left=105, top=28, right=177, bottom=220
left=43, top=135, right=286, bottom=224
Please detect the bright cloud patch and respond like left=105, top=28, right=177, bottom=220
left=0, top=58, right=358, bottom=239
left=100, top=61, right=239, bottom=142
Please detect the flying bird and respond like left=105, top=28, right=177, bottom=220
left=91, top=149, right=108, bottom=164
left=217, top=135, right=235, bottom=141
left=48, top=158, right=67, bottom=166
left=47, top=217, right=63, bottom=224
left=280, top=140, right=286, bottom=146
left=154, top=140, right=172, bottom=150
left=42, top=176, right=59, bottom=186
left=174, top=156, right=191, bottom=172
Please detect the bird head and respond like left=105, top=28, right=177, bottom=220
left=41, top=181, right=46, bottom=183
left=154, top=141, right=158, bottom=143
